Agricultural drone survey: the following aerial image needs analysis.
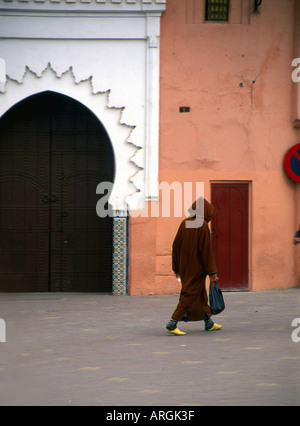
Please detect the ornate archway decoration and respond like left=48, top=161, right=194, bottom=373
left=0, top=64, right=134, bottom=294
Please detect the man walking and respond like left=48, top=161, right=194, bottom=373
left=166, top=198, right=222, bottom=335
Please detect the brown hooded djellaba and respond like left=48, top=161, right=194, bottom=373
left=171, top=198, right=217, bottom=322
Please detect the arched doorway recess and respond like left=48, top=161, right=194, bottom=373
left=0, top=91, right=115, bottom=292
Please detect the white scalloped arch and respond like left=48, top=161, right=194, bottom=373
left=0, top=64, right=141, bottom=212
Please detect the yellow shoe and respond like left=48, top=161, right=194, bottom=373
left=167, top=328, right=186, bottom=335
left=207, top=323, right=222, bottom=332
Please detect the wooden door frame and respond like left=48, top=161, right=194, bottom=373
left=0, top=91, right=131, bottom=294
left=210, top=180, right=252, bottom=291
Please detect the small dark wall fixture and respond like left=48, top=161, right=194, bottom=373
left=253, top=0, right=262, bottom=14
left=179, top=107, right=190, bottom=113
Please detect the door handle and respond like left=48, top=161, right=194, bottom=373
left=42, top=193, right=58, bottom=203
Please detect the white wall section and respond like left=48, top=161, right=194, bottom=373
left=0, top=0, right=166, bottom=210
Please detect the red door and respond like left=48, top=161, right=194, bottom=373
left=211, top=183, right=249, bottom=290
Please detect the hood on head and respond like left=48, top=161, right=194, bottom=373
left=188, top=197, right=214, bottom=223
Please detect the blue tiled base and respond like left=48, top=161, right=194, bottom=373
left=112, top=215, right=128, bottom=295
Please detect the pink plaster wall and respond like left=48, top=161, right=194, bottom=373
left=128, top=0, right=300, bottom=295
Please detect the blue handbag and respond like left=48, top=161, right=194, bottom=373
left=209, top=281, right=225, bottom=315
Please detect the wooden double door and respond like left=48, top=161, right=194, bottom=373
left=0, top=91, right=114, bottom=292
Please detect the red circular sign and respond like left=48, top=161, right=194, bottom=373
left=284, top=143, right=300, bottom=183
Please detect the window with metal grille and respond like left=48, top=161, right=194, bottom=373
left=205, top=0, right=230, bottom=22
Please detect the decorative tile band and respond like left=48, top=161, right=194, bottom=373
left=2, top=0, right=166, bottom=4
left=112, top=214, right=128, bottom=295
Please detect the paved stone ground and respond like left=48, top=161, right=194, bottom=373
left=0, top=289, right=299, bottom=406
